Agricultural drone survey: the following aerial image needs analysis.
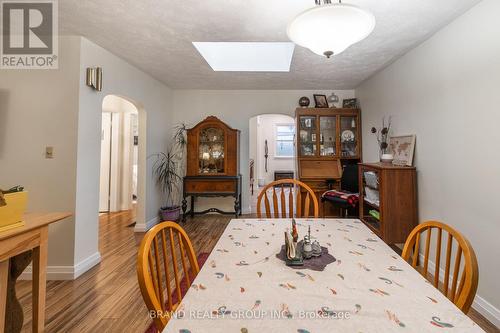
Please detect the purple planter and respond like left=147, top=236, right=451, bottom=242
left=159, top=206, right=181, bottom=222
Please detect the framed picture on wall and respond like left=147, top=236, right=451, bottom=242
left=389, top=135, right=416, bottom=166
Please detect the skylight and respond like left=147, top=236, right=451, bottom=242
left=192, top=42, right=295, bottom=72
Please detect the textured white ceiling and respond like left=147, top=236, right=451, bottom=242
left=59, top=0, right=481, bottom=89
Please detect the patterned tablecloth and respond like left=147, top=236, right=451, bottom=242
left=163, top=219, right=484, bottom=333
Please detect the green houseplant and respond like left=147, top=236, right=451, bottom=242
left=153, top=124, right=187, bottom=221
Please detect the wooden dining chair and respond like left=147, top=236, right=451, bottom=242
left=137, top=222, right=200, bottom=331
left=256, top=179, right=319, bottom=218
left=402, top=221, right=478, bottom=313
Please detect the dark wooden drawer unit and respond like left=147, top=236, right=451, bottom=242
left=184, top=178, right=236, bottom=194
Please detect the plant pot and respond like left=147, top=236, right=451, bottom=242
left=159, top=206, right=181, bottom=222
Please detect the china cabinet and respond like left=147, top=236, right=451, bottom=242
left=183, top=116, right=241, bottom=221
left=295, top=108, right=361, bottom=216
left=358, top=162, right=418, bottom=244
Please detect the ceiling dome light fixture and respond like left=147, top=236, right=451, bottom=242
left=287, top=0, right=376, bottom=58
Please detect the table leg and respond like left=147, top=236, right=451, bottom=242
left=0, top=260, right=9, bottom=333
left=32, top=227, right=48, bottom=333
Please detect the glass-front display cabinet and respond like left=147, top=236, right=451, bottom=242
left=183, top=116, right=241, bottom=221
left=295, top=107, right=361, bottom=217
left=296, top=108, right=360, bottom=160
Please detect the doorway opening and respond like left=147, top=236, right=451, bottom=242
left=248, top=114, right=296, bottom=214
left=99, top=95, right=140, bottom=218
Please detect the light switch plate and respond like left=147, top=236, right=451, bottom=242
left=45, top=146, right=54, bottom=159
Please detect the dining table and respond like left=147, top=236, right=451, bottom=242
left=163, top=218, right=484, bottom=333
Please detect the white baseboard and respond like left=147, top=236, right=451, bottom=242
left=20, top=252, right=101, bottom=281
left=241, top=207, right=252, bottom=215
left=419, top=254, right=500, bottom=327
left=134, top=216, right=159, bottom=232
left=74, top=252, right=102, bottom=279
left=474, top=294, right=500, bottom=328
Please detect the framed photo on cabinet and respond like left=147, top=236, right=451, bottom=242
left=313, top=94, right=329, bottom=108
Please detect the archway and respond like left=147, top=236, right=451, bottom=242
left=248, top=113, right=296, bottom=214
left=100, top=95, right=146, bottom=229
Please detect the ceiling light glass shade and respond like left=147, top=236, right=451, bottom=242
left=287, top=3, right=375, bottom=57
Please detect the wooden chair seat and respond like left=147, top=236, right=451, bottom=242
left=402, top=221, right=478, bottom=313
left=256, top=179, right=319, bottom=218
left=137, top=222, right=201, bottom=331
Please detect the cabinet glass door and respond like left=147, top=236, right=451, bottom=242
left=298, top=116, right=317, bottom=156
left=340, top=116, right=358, bottom=158
left=320, top=116, right=336, bottom=157
left=199, top=127, right=225, bottom=174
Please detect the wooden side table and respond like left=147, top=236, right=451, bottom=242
left=0, top=212, right=71, bottom=333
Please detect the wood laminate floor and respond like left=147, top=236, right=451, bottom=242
left=16, top=210, right=499, bottom=333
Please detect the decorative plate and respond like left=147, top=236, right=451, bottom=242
left=341, top=130, right=355, bottom=142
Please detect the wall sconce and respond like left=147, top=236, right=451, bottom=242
left=86, top=67, right=102, bottom=91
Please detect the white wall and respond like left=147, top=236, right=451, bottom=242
left=0, top=36, right=81, bottom=269
left=74, top=37, right=173, bottom=268
left=171, top=90, right=355, bottom=213
left=356, top=0, right=500, bottom=324
left=1, top=36, right=173, bottom=279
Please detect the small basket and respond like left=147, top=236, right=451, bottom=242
left=0, top=191, right=28, bottom=232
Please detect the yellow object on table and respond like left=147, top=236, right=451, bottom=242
left=0, top=192, right=28, bottom=233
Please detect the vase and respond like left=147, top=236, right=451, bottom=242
left=380, top=153, right=394, bottom=164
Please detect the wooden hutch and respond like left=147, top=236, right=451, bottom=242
left=295, top=107, right=361, bottom=216
left=182, top=116, right=241, bottom=222
left=359, top=162, right=418, bottom=244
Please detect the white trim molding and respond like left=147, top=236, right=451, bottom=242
left=20, top=252, right=101, bottom=281
left=419, top=254, right=500, bottom=327
left=134, top=216, right=159, bottom=232
left=74, top=252, right=102, bottom=279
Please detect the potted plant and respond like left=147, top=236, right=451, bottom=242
left=153, top=124, right=187, bottom=221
